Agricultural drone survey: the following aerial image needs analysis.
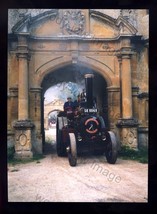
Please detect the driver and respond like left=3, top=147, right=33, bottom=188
left=73, top=95, right=81, bottom=109
left=63, top=97, right=74, bottom=111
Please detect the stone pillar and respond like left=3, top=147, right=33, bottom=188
left=13, top=120, right=34, bottom=158
left=7, top=88, right=18, bottom=148
left=116, top=38, right=138, bottom=149
left=13, top=33, right=34, bottom=159
left=116, top=118, right=138, bottom=149
left=16, top=34, right=29, bottom=120
left=137, top=92, right=149, bottom=149
left=107, top=86, right=120, bottom=130
left=121, top=54, right=133, bottom=118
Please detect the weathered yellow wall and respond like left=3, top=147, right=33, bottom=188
left=8, top=9, right=149, bottom=152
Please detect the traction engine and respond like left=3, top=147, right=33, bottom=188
left=56, top=74, right=118, bottom=166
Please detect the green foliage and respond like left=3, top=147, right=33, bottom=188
left=8, top=153, right=45, bottom=165
left=119, top=145, right=148, bottom=163
left=7, top=146, right=15, bottom=160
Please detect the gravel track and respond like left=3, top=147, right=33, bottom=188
left=8, top=129, right=148, bottom=202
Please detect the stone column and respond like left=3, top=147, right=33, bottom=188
left=121, top=54, right=133, bottom=118
left=7, top=87, right=18, bottom=147
left=13, top=33, right=34, bottom=159
left=137, top=92, right=149, bottom=149
left=16, top=34, right=30, bottom=120
left=116, top=38, right=138, bottom=149
left=13, top=120, right=34, bottom=158
left=107, top=86, right=120, bottom=130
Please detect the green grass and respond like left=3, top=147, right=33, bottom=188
left=8, top=153, right=45, bottom=165
left=119, top=145, right=148, bottom=163
left=7, top=146, right=15, bottom=160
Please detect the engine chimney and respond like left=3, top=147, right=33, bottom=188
left=84, top=74, right=94, bottom=108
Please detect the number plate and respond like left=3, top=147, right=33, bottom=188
left=84, top=109, right=98, bottom=113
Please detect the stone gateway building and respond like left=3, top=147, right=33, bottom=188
left=8, top=9, right=149, bottom=158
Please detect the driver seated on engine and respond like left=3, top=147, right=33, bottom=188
left=73, top=95, right=82, bottom=117
left=63, top=97, right=74, bottom=119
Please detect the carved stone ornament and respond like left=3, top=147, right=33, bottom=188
left=19, top=134, right=27, bottom=146
left=125, top=129, right=137, bottom=145
left=63, top=10, right=85, bottom=35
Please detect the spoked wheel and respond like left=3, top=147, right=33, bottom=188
left=105, top=131, right=118, bottom=164
left=68, top=133, right=77, bottom=167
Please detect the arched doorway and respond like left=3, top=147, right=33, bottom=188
left=47, top=110, right=60, bottom=129
left=40, top=64, right=108, bottom=152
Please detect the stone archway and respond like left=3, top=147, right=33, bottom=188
left=40, top=64, right=110, bottom=149
left=44, top=103, right=63, bottom=130
left=47, top=109, right=60, bottom=129
left=8, top=9, right=148, bottom=158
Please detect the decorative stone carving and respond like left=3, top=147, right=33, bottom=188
left=116, top=118, right=139, bottom=148
left=19, top=134, right=27, bottom=146
left=63, top=10, right=85, bottom=35
left=123, top=128, right=137, bottom=148
left=120, top=9, right=132, bottom=19
left=120, top=9, right=137, bottom=28
left=13, top=120, right=34, bottom=158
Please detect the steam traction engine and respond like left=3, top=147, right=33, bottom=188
left=56, top=74, right=118, bottom=166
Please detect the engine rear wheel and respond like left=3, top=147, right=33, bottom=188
left=68, top=133, right=77, bottom=167
left=105, top=131, right=118, bottom=164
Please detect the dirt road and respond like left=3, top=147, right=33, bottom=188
left=8, top=129, right=148, bottom=202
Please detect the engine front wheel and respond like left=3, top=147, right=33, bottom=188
left=105, top=131, right=118, bottom=164
left=56, top=130, right=66, bottom=157
left=56, top=117, right=66, bottom=157
left=67, top=133, right=77, bottom=167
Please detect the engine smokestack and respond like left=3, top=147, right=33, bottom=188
left=84, top=74, right=94, bottom=108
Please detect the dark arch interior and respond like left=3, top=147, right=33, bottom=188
left=41, top=64, right=109, bottom=148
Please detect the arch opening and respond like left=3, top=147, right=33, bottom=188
left=41, top=64, right=109, bottom=153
